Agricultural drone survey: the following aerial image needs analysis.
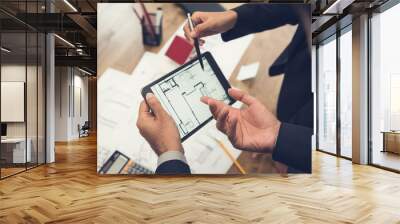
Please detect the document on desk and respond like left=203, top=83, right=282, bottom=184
left=98, top=52, right=176, bottom=171
left=236, top=62, right=260, bottom=81
left=159, top=22, right=254, bottom=80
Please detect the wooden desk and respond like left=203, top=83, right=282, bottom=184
left=98, top=3, right=297, bottom=174
left=382, top=131, right=400, bottom=154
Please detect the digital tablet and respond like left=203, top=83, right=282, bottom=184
left=141, top=51, right=235, bottom=141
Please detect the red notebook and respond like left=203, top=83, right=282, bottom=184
left=165, top=35, right=194, bottom=65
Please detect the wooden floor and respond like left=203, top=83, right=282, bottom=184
left=1, top=167, right=26, bottom=178
left=1, top=135, right=400, bottom=223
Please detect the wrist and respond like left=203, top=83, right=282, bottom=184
left=271, top=121, right=281, bottom=152
left=157, top=142, right=184, bottom=156
left=157, top=150, right=187, bottom=167
left=226, top=10, right=238, bottom=30
left=262, top=120, right=281, bottom=153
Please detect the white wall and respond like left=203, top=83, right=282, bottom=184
left=1, top=65, right=39, bottom=138
left=54, top=67, right=89, bottom=141
left=55, top=66, right=69, bottom=141
left=1, top=65, right=26, bottom=129
left=71, top=73, right=89, bottom=138
left=1, top=82, right=25, bottom=122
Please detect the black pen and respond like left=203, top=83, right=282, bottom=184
left=187, top=13, right=204, bottom=70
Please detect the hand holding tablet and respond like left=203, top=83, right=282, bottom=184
left=141, top=52, right=235, bottom=141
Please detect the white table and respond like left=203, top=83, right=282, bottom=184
left=1, top=138, right=31, bottom=163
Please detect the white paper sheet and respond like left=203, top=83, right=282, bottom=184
left=97, top=52, right=176, bottom=171
left=236, top=62, right=260, bottom=81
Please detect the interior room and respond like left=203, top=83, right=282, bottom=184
left=0, top=0, right=399, bottom=223
left=0, top=20, right=46, bottom=178
left=0, top=0, right=96, bottom=179
left=315, top=0, right=400, bottom=171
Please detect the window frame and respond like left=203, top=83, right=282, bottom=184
left=315, top=23, right=353, bottom=160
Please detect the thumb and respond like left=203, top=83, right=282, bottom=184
left=146, top=93, right=166, bottom=118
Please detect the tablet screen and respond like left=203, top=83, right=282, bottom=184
left=150, top=56, right=231, bottom=138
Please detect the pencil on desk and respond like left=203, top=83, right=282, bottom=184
left=212, top=137, right=247, bottom=174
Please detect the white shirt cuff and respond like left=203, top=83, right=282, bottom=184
left=157, top=151, right=188, bottom=166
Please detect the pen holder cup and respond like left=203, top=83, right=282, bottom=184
left=142, top=13, right=162, bottom=46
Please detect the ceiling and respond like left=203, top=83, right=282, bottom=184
left=0, top=0, right=99, bottom=73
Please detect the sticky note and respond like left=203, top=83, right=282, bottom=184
left=165, top=35, right=194, bottom=65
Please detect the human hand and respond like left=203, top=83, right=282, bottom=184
left=183, top=10, right=238, bottom=45
left=137, top=93, right=183, bottom=156
left=201, top=88, right=281, bottom=154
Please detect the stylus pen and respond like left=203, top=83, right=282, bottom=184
left=187, top=13, right=204, bottom=70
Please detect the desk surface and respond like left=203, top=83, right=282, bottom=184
left=1, top=138, right=26, bottom=144
left=98, top=3, right=297, bottom=174
left=381, top=131, right=400, bottom=134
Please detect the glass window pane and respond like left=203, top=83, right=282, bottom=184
left=371, top=3, right=400, bottom=171
left=318, top=36, right=337, bottom=154
left=1, top=1, right=46, bottom=179
left=340, top=28, right=352, bottom=158
left=27, top=31, right=38, bottom=169
left=26, top=0, right=39, bottom=169
left=1, top=30, right=28, bottom=177
left=312, top=46, right=317, bottom=150
left=38, top=32, right=46, bottom=165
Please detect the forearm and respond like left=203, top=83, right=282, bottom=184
left=222, top=4, right=302, bottom=41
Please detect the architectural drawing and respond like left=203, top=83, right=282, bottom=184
left=151, top=59, right=230, bottom=138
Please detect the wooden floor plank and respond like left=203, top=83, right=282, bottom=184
left=1, top=134, right=400, bottom=223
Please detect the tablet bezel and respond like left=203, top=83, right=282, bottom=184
left=141, top=51, right=235, bottom=142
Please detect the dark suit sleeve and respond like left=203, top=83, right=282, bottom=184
left=221, top=4, right=301, bottom=42
left=272, top=122, right=312, bottom=173
left=155, top=160, right=191, bottom=174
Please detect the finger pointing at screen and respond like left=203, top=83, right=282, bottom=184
left=200, top=88, right=281, bottom=154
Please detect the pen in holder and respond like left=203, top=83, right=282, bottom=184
left=141, top=8, right=163, bottom=46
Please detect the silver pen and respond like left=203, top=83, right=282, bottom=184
left=187, top=13, right=204, bottom=70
